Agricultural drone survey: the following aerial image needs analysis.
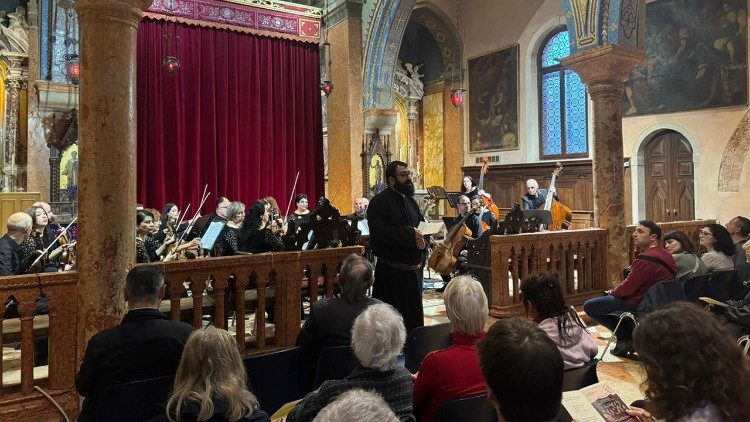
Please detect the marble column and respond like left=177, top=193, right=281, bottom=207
left=563, top=45, right=645, bottom=287
left=75, top=0, right=152, bottom=359
left=325, top=0, right=364, bottom=211
left=2, top=53, right=27, bottom=192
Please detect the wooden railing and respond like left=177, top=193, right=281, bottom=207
left=152, top=246, right=363, bottom=356
left=488, top=229, right=608, bottom=318
left=0, top=272, right=79, bottom=419
left=626, top=220, right=715, bottom=263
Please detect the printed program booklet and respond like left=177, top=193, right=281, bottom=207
left=561, top=381, right=637, bottom=422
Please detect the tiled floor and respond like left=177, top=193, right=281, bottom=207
left=422, top=278, right=645, bottom=404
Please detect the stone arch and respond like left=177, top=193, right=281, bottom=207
left=363, top=0, right=462, bottom=111
left=630, top=123, right=701, bottom=222
left=718, top=109, right=750, bottom=192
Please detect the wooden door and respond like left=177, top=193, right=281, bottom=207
left=645, top=131, right=695, bottom=223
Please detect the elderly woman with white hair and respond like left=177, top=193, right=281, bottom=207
left=412, top=275, right=488, bottom=421
left=287, top=303, right=413, bottom=421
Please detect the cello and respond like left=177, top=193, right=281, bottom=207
left=477, top=156, right=501, bottom=231
left=428, top=202, right=481, bottom=276
left=540, top=162, right=572, bottom=231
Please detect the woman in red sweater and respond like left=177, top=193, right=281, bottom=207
left=412, top=275, right=488, bottom=421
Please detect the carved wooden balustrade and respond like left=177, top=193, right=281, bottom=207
left=0, top=272, right=78, bottom=419
left=626, top=220, right=715, bottom=263
left=151, top=246, right=363, bottom=355
left=488, top=229, right=609, bottom=318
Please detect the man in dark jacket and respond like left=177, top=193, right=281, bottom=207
left=76, top=265, right=194, bottom=420
left=0, top=212, right=35, bottom=276
left=721, top=241, right=750, bottom=337
left=521, top=178, right=557, bottom=210
left=726, top=216, right=750, bottom=282
left=368, top=160, right=426, bottom=334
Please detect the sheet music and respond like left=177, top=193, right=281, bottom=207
left=200, top=221, right=226, bottom=250
left=418, top=221, right=445, bottom=236
left=357, top=220, right=369, bottom=236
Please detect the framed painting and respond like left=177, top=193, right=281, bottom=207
left=468, top=44, right=519, bottom=152
left=623, top=0, right=747, bottom=116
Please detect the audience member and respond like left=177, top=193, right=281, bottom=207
left=0, top=212, right=34, bottom=276
left=626, top=302, right=750, bottom=422
left=478, top=318, right=563, bottom=422
left=663, top=230, right=707, bottom=278
left=313, top=389, right=397, bottom=422
left=699, top=223, right=735, bottom=272
left=412, top=275, right=487, bottom=421
left=287, top=303, right=413, bottom=421
left=584, top=220, right=675, bottom=357
left=296, top=254, right=380, bottom=380
left=521, top=272, right=597, bottom=369
left=718, top=241, right=750, bottom=337
left=726, top=216, right=750, bottom=281
left=158, top=327, right=269, bottom=422
left=76, top=265, right=194, bottom=420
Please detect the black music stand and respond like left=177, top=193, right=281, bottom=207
left=523, top=210, right=552, bottom=225
left=444, top=192, right=463, bottom=208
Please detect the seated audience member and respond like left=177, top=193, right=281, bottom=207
left=718, top=241, right=750, bottom=337
left=287, top=303, right=413, bottom=421
left=478, top=318, right=563, bottom=422
left=726, top=216, right=750, bottom=281
left=412, top=275, right=488, bottom=421
left=313, top=389, right=397, bottom=422
left=584, top=220, right=675, bottom=357
left=698, top=223, right=735, bottom=272
left=76, top=265, right=194, bottom=420
left=626, top=302, right=750, bottom=422
left=663, top=230, right=707, bottom=278
left=157, top=327, right=269, bottom=422
left=521, top=272, right=597, bottom=369
left=238, top=200, right=283, bottom=254
left=296, top=254, right=380, bottom=380
left=0, top=212, right=35, bottom=276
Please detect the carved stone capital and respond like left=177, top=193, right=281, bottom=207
left=562, top=45, right=645, bottom=98
left=76, top=0, right=152, bottom=28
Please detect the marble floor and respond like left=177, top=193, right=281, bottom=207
left=422, top=280, right=646, bottom=404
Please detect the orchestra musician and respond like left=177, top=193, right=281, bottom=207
left=460, top=176, right=479, bottom=200
left=214, top=201, right=245, bottom=257
left=264, top=196, right=287, bottom=235
left=20, top=206, right=74, bottom=272
left=136, top=210, right=175, bottom=263
left=239, top=200, right=284, bottom=254
left=522, top=179, right=558, bottom=210
left=352, top=197, right=369, bottom=220
left=186, top=196, right=229, bottom=240
left=0, top=213, right=35, bottom=276
left=287, top=193, right=311, bottom=233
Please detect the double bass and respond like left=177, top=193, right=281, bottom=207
left=428, top=203, right=481, bottom=276
left=477, top=156, right=501, bottom=230
left=540, top=162, right=572, bottom=231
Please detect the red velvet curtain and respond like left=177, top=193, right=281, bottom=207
left=136, top=19, right=324, bottom=214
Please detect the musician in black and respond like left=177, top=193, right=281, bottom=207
left=522, top=179, right=557, bottom=210
left=0, top=212, right=34, bottom=276
left=368, top=160, right=426, bottom=334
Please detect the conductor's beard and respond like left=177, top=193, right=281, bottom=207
left=394, top=177, right=415, bottom=197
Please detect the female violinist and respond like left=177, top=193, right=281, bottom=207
left=136, top=210, right=175, bottom=263
left=20, top=206, right=74, bottom=272
left=264, top=196, right=287, bottom=235
left=239, top=200, right=284, bottom=254
left=286, top=194, right=311, bottom=233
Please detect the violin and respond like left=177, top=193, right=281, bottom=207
left=477, top=156, right=502, bottom=231
left=57, top=231, right=76, bottom=271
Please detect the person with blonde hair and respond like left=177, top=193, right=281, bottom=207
left=412, top=275, right=488, bottom=421
left=161, top=327, right=269, bottom=422
left=287, top=303, right=413, bottom=421
left=313, top=389, right=397, bottom=422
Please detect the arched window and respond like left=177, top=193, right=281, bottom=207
left=538, top=28, right=588, bottom=159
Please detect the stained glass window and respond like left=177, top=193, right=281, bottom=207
left=539, top=28, right=588, bottom=158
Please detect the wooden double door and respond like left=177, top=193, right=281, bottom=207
left=645, top=131, right=695, bottom=223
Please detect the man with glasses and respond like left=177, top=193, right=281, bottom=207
left=436, top=195, right=483, bottom=293
left=368, top=160, right=426, bottom=334
left=583, top=220, right=676, bottom=357
left=187, top=196, right=230, bottom=240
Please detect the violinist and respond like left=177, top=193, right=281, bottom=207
left=136, top=210, right=175, bottom=263
left=20, top=206, right=74, bottom=272
left=286, top=193, right=311, bottom=233
left=264, top=196, right=287, bottom=235
left=0, top=213, right=34, bottom=276
left=156, top=203, right=192, bottom=242
left=239, top=200, right=284, bottom=254
left=214, top=201, right=245, bottom=257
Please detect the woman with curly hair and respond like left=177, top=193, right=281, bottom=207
left=698, top=224, right=735, bottom=272
left=626, top=302, right=750, bottom=422
left=161, top=327, right=269, bottom=422
left=520, top=272, right=597, bottom=369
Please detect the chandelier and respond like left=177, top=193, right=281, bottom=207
left=320, top=0, right=333, bottom=96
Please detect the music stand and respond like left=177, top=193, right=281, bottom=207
left=523, top=210, right=552, bottom=225
left=444, top=192, right=463, bottom=208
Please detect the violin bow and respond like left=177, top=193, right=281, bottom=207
left=174, top=186, right=211, bottom=250
left=283, top=171, right=301, bottom=218
left=28, top=217, right=78, bottom=270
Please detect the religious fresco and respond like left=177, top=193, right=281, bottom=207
left=59, top=143, right=78, bottom=199
left=623, top=0, right=748, bottom=116
left=468, top=45, right=519, bottom=152
left=422, top=92, right=443, bottom=188
left=367, top=154, right=385, bottom=198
